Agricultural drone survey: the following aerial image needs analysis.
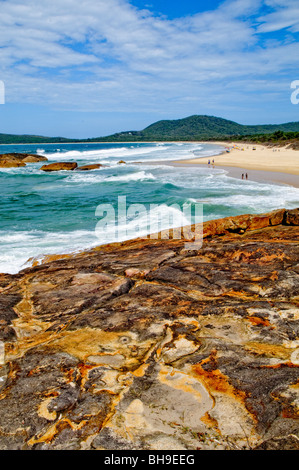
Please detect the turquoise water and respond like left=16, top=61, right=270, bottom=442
left=1, top=141, right=299, bottom=274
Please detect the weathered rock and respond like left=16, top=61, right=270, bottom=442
left=0, top=208, right=299, bottom=450
left=0, top=153, right=48, bottom=167
left=285, top=209, right=299, bottom=226
left=40, top=162, right=78, bottom=172
left=22, top=155, right=48, bottom=163
left=0, top=153, right=47, bottom=162
left=76, top=164, right=103, bottom=171
left=118, top=160, right=126, bottom=164
left=254, top=434, right=299, bottom=450
left=0, top=159, right=26, bottom=168
left=0, top=153, right=30, bottom=162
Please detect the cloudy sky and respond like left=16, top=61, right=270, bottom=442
left=0, top=0, right=298, bottom=138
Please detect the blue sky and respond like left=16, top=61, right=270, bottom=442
left=0, top=0, right=298, bottom=138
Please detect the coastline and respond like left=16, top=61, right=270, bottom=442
left=170, top=161, right=299, bottom=188
left=171, top=141, right=299, bottom=188
left=1, top=208, right=299, bottom=450
left=3, top=139, right=298, bottom=187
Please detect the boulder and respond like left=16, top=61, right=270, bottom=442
left=22, top=155, right=48, bottom=163
left=285, top=209, right=299, bottom=226
left=40, top=162, right=78, bottom=172
left=76, top=164, right=103, bottom=171
left=0, top=153, right=47, bottom=162
left=118, top=160, right=126, bottom=164
left=0, top=159, right=26, bottom=168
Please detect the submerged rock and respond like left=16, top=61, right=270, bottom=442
left=40, top=162, right=78, bottom=172
left=0, top=208, right=299, bottom=450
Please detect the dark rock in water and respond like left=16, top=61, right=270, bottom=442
left=0, top=208, right=299, bottom=450
left=40, top=162, right=78, bottom=172
left=118, top=160, right=126, bottom=164
left=76, top=164, right=103, bottom=171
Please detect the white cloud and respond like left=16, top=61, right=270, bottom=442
left=258, top=0, right=299, bottom=33
left=0, top=0, right=298, bottom=115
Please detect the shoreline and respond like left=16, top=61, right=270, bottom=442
left=172, top=141, right=299, bottom=188
left=169, top=161, right=299, bottom=188
left=3, top=139, right=298, bottom=187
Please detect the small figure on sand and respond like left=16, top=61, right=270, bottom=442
left=245, top=173, right=248, bottom=180
left=208, top=159, right=210, bottom=166
left=242, top=173, right=244, bottom=180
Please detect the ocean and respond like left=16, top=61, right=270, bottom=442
left=1, top=141, right=299, bottom=274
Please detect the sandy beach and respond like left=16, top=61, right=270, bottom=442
left=174, top=142, right=299, bottom=187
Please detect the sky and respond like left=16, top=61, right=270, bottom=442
left=0, top=0, right=299, bottom=138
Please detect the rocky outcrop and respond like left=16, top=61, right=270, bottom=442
left=0, top=208, right=299, bottom=450
left=76, top=164, right=103, bottom=171
left=0, top=153, right=47, bottom=168
left=0, top=159, right=26, bottom=168
left=22, top=155, right=48, bottom=163
left=40, top=162, right=78, bottom=172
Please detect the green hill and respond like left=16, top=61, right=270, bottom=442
left=0, top=133, right=73, bottom=145
left=91, top=115, right=299, bottom=142
left=1, top=115, right=299, bottom=144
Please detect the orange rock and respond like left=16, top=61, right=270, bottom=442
left=22, top=156, right=48, bottom=163
left=40, top=162, right=78, bottom=172
left=285, top=209, right=299, bottom=226
left=76, top=164, right=103, bottom=171
left=0, top=159, right=26, bottom=168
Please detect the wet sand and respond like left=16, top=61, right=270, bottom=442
left=172, top=142, right=299, bottom=188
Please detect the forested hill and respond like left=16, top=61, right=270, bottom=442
left=96, top=115, right=299, bottom=142
left=0, top=133, right=73, bottom=144
left=1, top=115, right=299, bottom=144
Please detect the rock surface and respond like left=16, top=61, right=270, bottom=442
left=76, top=164, right=103, bottom=171
left=0, top=159, right=26, bottom=168
left=0, top=208, right=299, bottom=450
left=22, top=155, right=48, bottom=163
left=40, top=162, right=78, bottom=172
left=0, top=153, right=47, bottom=162
left=0, top=153, right=48, bottom=167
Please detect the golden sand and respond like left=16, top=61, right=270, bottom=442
left=179, top=142, right=299, bottom=176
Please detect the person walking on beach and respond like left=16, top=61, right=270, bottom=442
left=245, top=173, right=248, bottom=180
left=242, top=173, right=244, bottom=179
